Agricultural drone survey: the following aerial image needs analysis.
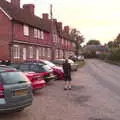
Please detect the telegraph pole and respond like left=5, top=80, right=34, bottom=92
left=50, top=4, right=55, bottom=60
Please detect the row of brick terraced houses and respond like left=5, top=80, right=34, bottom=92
left=0, top=0, right=76, bottom=63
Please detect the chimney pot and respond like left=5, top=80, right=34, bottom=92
left=64, top=26, right=69, bottom=34
left=11, top=0, right=20, bottom=8
left=42, top=13, right=49, bottom=20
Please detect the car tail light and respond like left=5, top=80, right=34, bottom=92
left=32, top=76, right=43, bottom=81
left=0, top=84, right=4, bottom=98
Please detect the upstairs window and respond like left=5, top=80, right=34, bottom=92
left=23, top=25, right=29, bottom=36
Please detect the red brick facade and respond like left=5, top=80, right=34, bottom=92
left=0, top=0, right=75, bottom=63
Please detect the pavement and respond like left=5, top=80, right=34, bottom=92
left=0, top=59, right=120, bottom=120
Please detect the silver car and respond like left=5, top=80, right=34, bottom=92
left=52, top=59, right=78, bottom=71
left=0, top=67, right=33, bottom=112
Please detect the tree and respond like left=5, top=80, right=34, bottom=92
left=87, top=40, right=100, bottom=45
left=70, top=29, right=84, bottom=56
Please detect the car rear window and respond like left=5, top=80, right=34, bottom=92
left=0, top=71, right=29, bottom=85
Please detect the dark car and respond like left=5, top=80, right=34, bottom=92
left=10, top=63, right=56, bottom=83
left=0, top=67, right=33, bottom=112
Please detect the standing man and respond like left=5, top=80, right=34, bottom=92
left=62, top=59, right=72, bottom=90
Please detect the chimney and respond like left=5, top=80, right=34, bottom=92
left=42, top=13, right=49, bottom=20
left=64, top=26, right=69, bottom=34
left=57, top=22, right=62, bottom=30
left=23, top=4, right=35, bottom=15
left=11, top=0, right=20, bottom=8
left=53, top=19, right=57, bottom=23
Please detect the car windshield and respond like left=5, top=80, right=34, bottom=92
left=1, top=71, right=29, bottom=85
left=44, top=61, right=56, bottom=67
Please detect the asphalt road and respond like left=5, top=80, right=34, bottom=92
left=85, top=59, right=120, bottom=96
left=0, top=59, right=120, bottom=120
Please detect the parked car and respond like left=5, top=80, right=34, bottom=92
left=39, top=60, right=64, bottom=80
left=77, top=55, right=85, bottom=61
left=24, top=72, right=46, bottom=93
left=52, top=59, right=78, bottom=71
left=0, top=67, right=33, bottom=112
left=10, top=63, right=56, bottom=83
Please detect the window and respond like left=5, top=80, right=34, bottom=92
left=20, top=64, right=29, bottom=71
left=41, top=31, right=44, bottom=39
left=36, top=48, right=39, bottom=60
left=72, top=42, right=76, bottom=47
left=61, top=39, right=64, bottom=45
left=1, top=72, right=28, bottom=85
left=34, top=28, right=38, bottom=38
left=13, top=45, right=20, bottom=59
left=43, top=48, right=45, bottom=57
left=38, top=30, right=41, bottom=39
left=55, top=49, right=59, bottom=58
left=41, top=47, right=43, bottom=57
left=39, top=47, right=41, bottom=57
left=47, top=48, right=51, bottom=57
left=23, top=48, right=26, bottom=60
left=30, top=65, right=40, bottom=72
left=45, top=48, right=48, bottom=56
left=23, top=25, right=29, bottom=36
left=29, top=47, right=33, bottom=58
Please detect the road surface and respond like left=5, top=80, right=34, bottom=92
left=0, top=59, right=120, bottom=120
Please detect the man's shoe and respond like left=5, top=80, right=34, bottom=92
left=68, top=87, right=72, bottom=90
left=64, top=88, right=67, bottom=90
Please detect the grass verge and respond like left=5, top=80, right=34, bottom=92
left=105, top=60, right=120, bottom=66
left=76, top=61, right=85, bottom=68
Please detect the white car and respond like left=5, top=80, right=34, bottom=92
left=52, top=59, right=78, bottom=71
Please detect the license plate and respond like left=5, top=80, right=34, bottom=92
left=14, top=89, right=28, bottom=96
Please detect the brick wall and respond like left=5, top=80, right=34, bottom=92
left=0, top=10, right=12, bottom=60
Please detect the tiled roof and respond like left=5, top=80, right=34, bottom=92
left=0, top=0, right=51, bottom=32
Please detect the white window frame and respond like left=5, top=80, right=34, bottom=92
left=29, top=47, right=33, bottom=58
left=23, top=25, right=29, bottom=36
left=13, top=45, right=20, bottom=59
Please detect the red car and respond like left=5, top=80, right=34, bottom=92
left=24, top=72, right=46, bottom=93
left=39, top=60, right=64, bottom=80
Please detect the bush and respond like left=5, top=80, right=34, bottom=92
left=107, top=48, right=120, bottom=61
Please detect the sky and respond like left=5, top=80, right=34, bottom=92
left=7, top=0, right=120, bottom=45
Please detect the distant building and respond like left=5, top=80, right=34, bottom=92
left=83, top=45, right=107, bottom=57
